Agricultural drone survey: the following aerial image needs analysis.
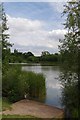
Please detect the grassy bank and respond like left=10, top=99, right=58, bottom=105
left=2, top=115, right=59, bottom=119
left=2, top=98, right=12, bottom=111
left=2, top=115, right=56, bottom=120
left=2, top=115, right=37, bottom=118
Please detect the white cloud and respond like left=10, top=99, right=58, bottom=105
left=7, top=15, right=66, bottom=55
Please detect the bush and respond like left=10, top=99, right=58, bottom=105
left=2, top=65, right=46, bottom=102
left=2, top=66, right=22, bottom=102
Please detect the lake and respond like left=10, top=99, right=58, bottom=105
left=22, top=64, right=62, bottom=108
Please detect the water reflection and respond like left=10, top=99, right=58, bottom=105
left=22, top=65, right=62, bottom=108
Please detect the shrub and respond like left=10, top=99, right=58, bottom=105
left=2, top=65, right=46, bottom=102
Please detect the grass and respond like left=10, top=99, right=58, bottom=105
left=0, top=99, right=2, bottom=120
left=2, top=115, right=58, bottom=120
left=2, top=98, right=12, bottom=111
left=0, top=98, right=2, bottom=112
left=2, top=114, right=37, bottom=118
left=2, top=115, right=45, bottom=120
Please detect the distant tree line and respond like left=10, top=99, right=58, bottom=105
left=7, top=49, right=61, bottom=63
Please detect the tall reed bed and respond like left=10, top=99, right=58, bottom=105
left=2, top=65, right=46, bottom=102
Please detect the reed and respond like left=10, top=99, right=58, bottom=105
left=2, top=66, right=46, bottom=102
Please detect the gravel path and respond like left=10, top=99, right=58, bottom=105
left=3, top=99, right=64, bottom=118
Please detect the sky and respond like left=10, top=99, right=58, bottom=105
left=4, top=2, right=67, bottom=56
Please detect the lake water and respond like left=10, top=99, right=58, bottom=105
left=22, top=65, right=62, bottom=108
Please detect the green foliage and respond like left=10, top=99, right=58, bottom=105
left=1, top=4, right=12, bottom=50
left=8, top=50, right=61, bottom=63
left=41, top=51, right=50, bottom=56
left=28, top=72, right=46, bottom=101
left=40, top=53, right=60, bottom=63
left=2, top=65, right=46, bottom=102
left=59, top=1, right=80, bottom=118
left=1, top=3, right=12, bottom=74
left=2, top=97, right=12, bottom=111
left=2, top=66, right=21, bottom=101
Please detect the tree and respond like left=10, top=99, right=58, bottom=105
left=59, top=1, right=80, bottom=118
left=1, top=3, right=12, bottom=99
left=26, top=52, right=34, bottom=57
left=41, top=51, right=50, bottom=56
left=0, top=3, right=12, bottom=66
left=14, top=49, right=18, bottom=54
